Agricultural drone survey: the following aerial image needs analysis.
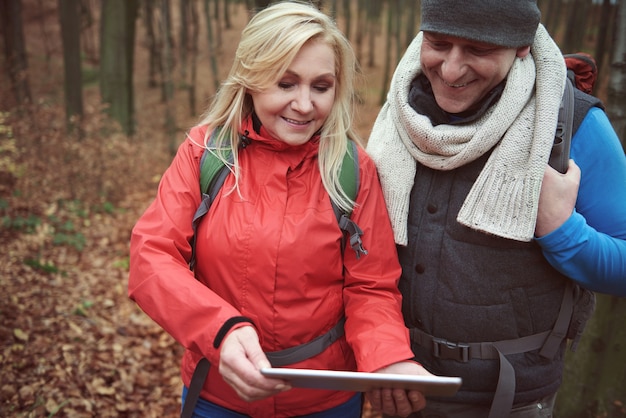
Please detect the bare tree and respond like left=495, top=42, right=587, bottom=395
left=0, top=0, right=32, bottom=107
left=594, top=0, right=618, bottom=85
left=607, top=0, right=626, bottom=150
left=58, top=0, right=84, bottom=134
left=557, top=295, right=626, bottom=417
left=203, top=0, right=220, bottom=92
left=99, top=0, right=139, bottom=135
left=379, top=1, right=394, bottom=106
left=253, top=0, right=271, bottom=9
left=189, top=0, right=200, bottom=116
left=142, top=0, right=160, bottom=88
left=159, top=0, right=176, bottom=153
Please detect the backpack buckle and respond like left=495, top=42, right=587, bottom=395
left=432, top=337, right=470, bottom=362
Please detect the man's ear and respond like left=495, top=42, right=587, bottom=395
left=516, top=45, right=531, bottom=58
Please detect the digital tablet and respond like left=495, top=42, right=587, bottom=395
left=260, top=368, right=462, bottom=396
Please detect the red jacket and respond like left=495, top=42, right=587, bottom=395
left=128, top=119, right=413, bottom=417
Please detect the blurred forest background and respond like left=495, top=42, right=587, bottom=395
left=1, top=0, right=625, bottom=417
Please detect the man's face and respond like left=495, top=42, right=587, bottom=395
left=420, top=32, right=529, bottom=114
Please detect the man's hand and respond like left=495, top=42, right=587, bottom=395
left=366, top=361, right=431, bottom=417
left=218, top=325, right=291, bottom=401
left=536, top=160, right=580, bottom=237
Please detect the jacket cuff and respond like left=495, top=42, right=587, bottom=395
left=213, top=316, right=255, bottom=348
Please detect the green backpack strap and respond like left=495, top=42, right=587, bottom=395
left=190, top=129, right=233, bottom=270
left=199, top=128, right=233, bottom=195
left=191, top=135, right=366, bottom=268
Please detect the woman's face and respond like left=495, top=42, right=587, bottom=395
left=249, top=39, right=336, bottom=146
left=420, top=32, right=529, bottom=114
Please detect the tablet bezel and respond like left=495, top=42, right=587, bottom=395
left=260, top=367, right=461, bottom=396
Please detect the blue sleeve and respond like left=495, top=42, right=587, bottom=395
left=535, top=107, right=626, bottom=295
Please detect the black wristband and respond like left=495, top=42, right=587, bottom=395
left=213, top=316, right=254, bottom=348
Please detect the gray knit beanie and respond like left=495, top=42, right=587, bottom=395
left=420, top=0, right=541, bottom=48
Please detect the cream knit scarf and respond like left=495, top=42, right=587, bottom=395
left=367, top=25, right=566, bottom=245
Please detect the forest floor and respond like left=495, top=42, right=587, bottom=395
left=0, top=2, right=386, bottom=417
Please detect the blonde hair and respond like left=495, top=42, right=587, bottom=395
left=198, top=1, right=361, bottom=212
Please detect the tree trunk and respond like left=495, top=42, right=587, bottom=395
left=58, top=0, right=84, bottom=134
left=594, top=0, right=614, bottom=81
left=203, top=0, right=220, bottom=92
left=78, top=0, right=99, bottom=65
left=189, top=0, right=200, bottom=116
left=179, top=0, right=189, bottom=87
left=556, top=295, right=626, bottom=417
left=403, top=0, right=418, bottom=51
left=563, top=0, right=588, bottom=53
left=366, top=0, right=382, bottom=69
left=607, top=0, right=626, bottom=151
left=159, top=0, right=176, bottom=154
left=379, top=1, right=393, bottom=106
left=0, top=0, right=32, bottom=107
left=99, top=0, right=139, bottom=135
left=343, top=0, right=352, bottom=42
left=142, top=0, right=160, bottom=88
left=253, top=0, right=271, bottom=9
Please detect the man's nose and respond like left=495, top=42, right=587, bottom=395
left=440, top=47, right=468, bottom=83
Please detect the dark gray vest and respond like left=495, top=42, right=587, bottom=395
left=399, top=151, right=594, bottom=407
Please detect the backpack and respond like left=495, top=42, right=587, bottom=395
left=550, top=53, right=601, bottom=173
left=189, top=128, right=368, bottom=271
left=548, top=52, right=602, bottom=346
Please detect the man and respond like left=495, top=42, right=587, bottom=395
left=366, top=0, right=626, bottom=417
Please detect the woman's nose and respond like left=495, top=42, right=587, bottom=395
left=291, top=88, right=314, bottom=113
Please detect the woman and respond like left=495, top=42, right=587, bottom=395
left=129, top=2, right=430, bottom=417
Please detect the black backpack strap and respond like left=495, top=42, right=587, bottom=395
left=266, top=317, right=346, bottom=367
left=334, top=140, right=367, bottom=259
left=181, top=357, right=210, bottom=418
left=550, top=76, right=604, bottom=175
left=409, top=281, right=577, bottom=417
left=550, top=77, right=575, bottom=174
left=338, top=215, right=368, bottom=259
left=182, top=317, right=346, bottom=417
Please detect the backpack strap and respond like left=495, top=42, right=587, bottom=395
left=181, top=317, right=346, bottom=418
left=409, top=281, right=577, bottom=418
left=550, top=75, right=604, bottom=174
left=189, top=129, right=234, bottom=271
left=550, top=77, right=575, bottom=174
left=334, top=140, right=367, bottom=259
left=191, top=135, right=367, bottom=266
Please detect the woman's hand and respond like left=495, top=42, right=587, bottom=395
left=366, top=361, right=431, bottom=417
left=535, top=160, right=580, bottom=237
left=218, top=325, right=291, bottom=401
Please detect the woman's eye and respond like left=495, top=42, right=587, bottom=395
left=278, top=82, right=294, bottom=90
left=313, top=84, right=331, bottom=93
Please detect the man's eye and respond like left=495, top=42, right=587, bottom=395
left=469, top=47, right=495, bottom=56
left=429, top=41, right=449, bottom=50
